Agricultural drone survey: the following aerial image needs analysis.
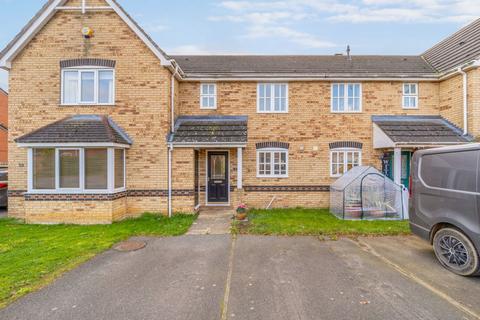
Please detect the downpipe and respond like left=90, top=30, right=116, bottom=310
left=458, top=67, right=468, bottom=135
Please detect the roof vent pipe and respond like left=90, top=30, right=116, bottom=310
left=347, top=45, right=351, bottom=61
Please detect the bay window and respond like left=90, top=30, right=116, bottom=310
left=29, top=147, right=126, bottom=193
left=61, top=68, right=115, bottom=105
left=330, top=149, right=361, bottom=177
left=257, top=149, right=288, bottom=177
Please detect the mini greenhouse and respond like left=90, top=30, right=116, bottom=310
left=330, top=166, right=407, bottom=220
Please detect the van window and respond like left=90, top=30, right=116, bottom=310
left=421, top=150, right=478, bottom=193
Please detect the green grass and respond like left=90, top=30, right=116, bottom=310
left=233, top=208, right=410, bottom=237
left=0, top=213, right=196, bottom=308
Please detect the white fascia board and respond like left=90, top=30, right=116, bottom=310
left=17, top=142, right=131, bottom=148
left=0, top=0, right=66, bottom=70
left=172, top=143, right=247, bottom=148
left=105, top=0, right=171, bottom=66
left=182, top=76, right=439, bottom=82
left=372, top=123, right=395, bottom=149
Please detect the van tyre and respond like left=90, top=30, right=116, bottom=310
left=433, top=228, right=479, bottom=276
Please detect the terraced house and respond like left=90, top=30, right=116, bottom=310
left=0, top=0, right=479, bottom=224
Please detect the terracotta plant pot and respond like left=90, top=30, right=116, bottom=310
left=235, top=212, right=247, bottom=221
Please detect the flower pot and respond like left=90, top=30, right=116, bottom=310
left=235, top=212, right=247, bottom=221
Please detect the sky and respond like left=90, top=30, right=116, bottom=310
left=1, top=0, right=480, bottom=91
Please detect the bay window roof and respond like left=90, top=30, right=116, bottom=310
left=15, top=115, right=132, bottom=146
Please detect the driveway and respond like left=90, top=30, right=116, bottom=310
left=1, top=235, right=479, bottom=320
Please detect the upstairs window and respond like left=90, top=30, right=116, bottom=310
left=331, top=83, right=361, bottom=112
left=330, top=148, right=361, bottom=177
left=257, top=83, right=288, bottom=113
left=200, top=83, right=217, bottom=109
left=62, top=69, right=115, bottom=105
left=403, top=83, right=418, bottom=108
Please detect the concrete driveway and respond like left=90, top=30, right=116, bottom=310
left=1, top=235, right=479, bottom=320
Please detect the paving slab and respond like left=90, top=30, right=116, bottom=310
left=187, top=207, right=233, bottom=235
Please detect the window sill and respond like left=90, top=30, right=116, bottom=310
left=256, top=175, right=289, bottom=179
left=330, top=111, right=362, bottom=114
left=26, top=189, right=125, bottom=194
left=60, top=103, right=116, bottom=107
left=200, top=107, right=217, bottom=110
left=256, top=111, right=289, bottom=114
left=402, top=107, right=419, bottom=110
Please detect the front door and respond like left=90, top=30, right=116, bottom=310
left=207, top=152, right=229, bottom=203
left=386, top=151, right=412, bottom=189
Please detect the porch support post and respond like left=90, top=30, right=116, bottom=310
left=393, top=147, right=401, bottom=185
left=237, top=147, right=243, bottom=189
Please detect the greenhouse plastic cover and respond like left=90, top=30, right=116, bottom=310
left=330, top=166, right=406, bottom=220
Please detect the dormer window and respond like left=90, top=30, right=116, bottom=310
left=62, top=69, right=115, bottom=105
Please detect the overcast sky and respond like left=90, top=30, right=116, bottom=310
left=1, top=0, right=480, bottom=91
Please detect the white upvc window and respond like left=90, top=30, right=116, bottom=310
left=330, top=148, right=362, bottom=177
left=257, top=148, right=288, bottom=178
left=257, top=83, right=288, bottom=113
left=200, top=83, right=217, bottom=109
left=61, top=68, right=115, bottom=105
left=402, top=83, right=418, bottom=109
left=331, top=83, right=362, bottom=113
left=28, top=147, right=126, bottom=193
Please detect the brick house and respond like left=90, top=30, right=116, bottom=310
left=0, top=0, right=478, bottom=224
left=0, top=88, right=7, bottom=166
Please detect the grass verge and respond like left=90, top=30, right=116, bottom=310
left=0, top=213, right=196, bottom=308
left=232, top=208, right=410, bottom=237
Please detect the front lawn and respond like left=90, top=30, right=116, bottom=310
left=233, top=208, right=410, bottom=236
left=0, top=214, right=196, bottom=308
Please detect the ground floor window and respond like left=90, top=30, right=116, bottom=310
left=257, top=149, right=288, bottom=177
left=29, top=147, right=126, bottom=193
left=330, top=149, right=361, bottom=177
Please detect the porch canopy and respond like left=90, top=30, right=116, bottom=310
left=168, top=115, right=248, bottom=147
left=15, top=115, right=132, bottom=147
left=372, top=115, right=473, bottom=149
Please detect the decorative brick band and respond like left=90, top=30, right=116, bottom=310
left=127, top=189, right=195, bottom=197
left=8, top=190, right=26, bottom=197
left=329, top=141, right=363, bottom=150
left=60, top=58, right=116, bottom=68
left=256, top=142, right=290, bottom=150
left=244, top=185, right=330, bottom=192
left=24, top=192, right=127, bottom=201
left=12, top=189, right=195, bottom=201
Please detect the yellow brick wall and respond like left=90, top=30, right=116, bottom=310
left=8, top=3, right=173, bottom=220
left=25, top=200, right=114, bottom=224
left=439, top=74, right=464, bottom=130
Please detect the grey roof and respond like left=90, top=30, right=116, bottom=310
left=172, top=55, right=437, bottom=79
left=169, top=116, right=247, bottom=145
left=372, top=115, right=473, bottom=145
left=422, top=18, right=480, bottom=73
left=15, top=115, right=132, bottom=145
left=0, top=88, right=7, bottom=96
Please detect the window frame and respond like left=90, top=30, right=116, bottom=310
left=330, top=83, right=362, bottom=113
left=330, top=148, right=362, bottom=177
left=27, top=147, right=126, bottom=194
left=256, top=148, right=289, bottom=178
left=200, top=83, right=217, bottom=109
left=402, top=83, right=418, bottom=109
left=257, top=83, right=289, bottom=113
left=61, top=67, right=115, bottom=106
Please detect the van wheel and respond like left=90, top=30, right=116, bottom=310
left=433, top=228, right=479, bottom=276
